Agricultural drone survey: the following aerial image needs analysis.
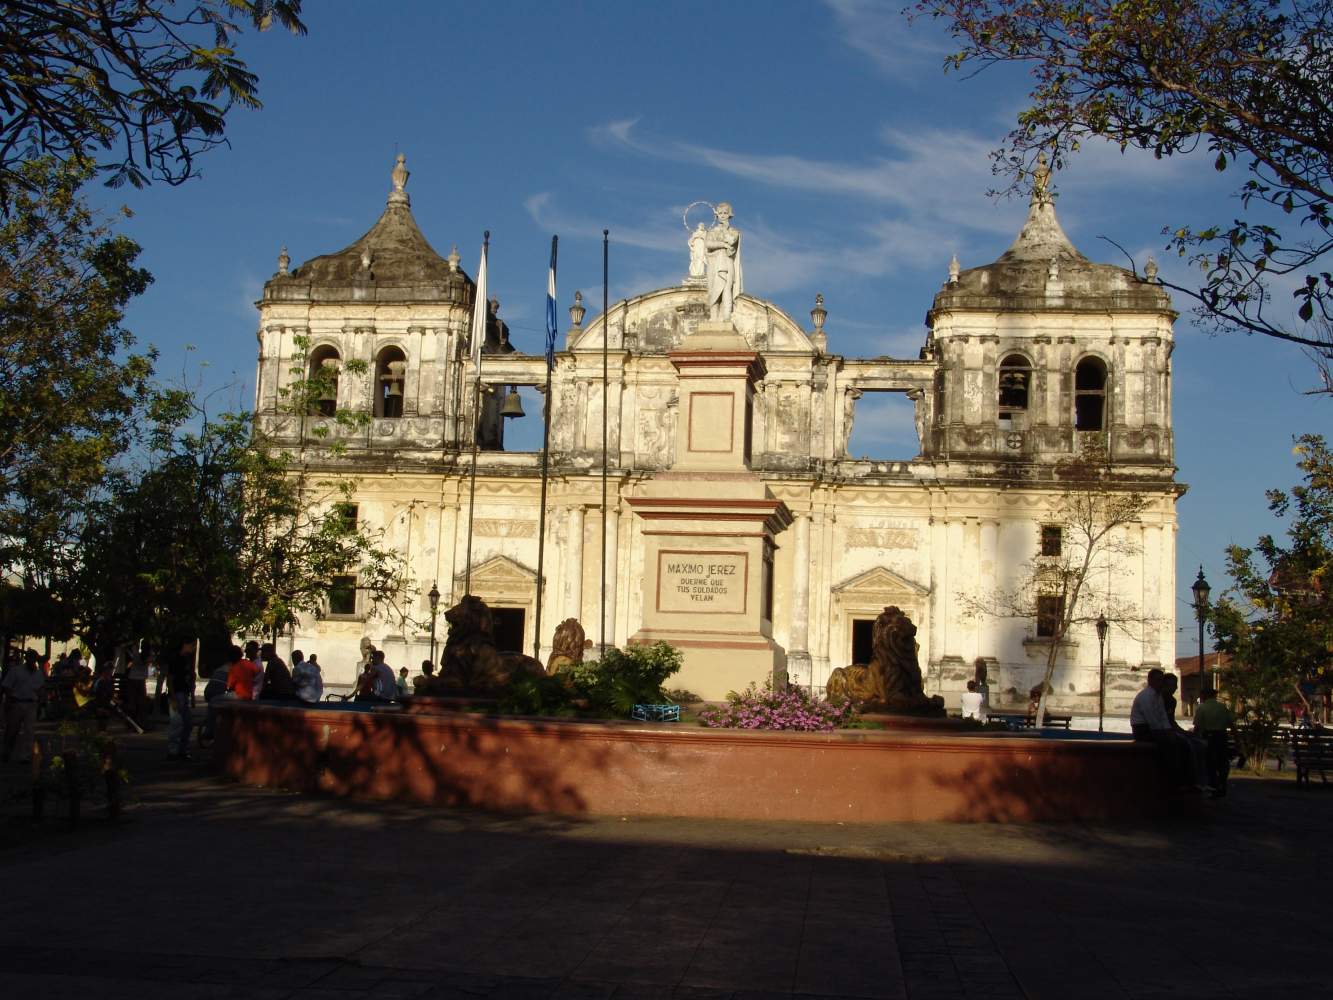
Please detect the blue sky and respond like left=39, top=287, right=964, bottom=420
left=91, top=0, right=1326, bottom=659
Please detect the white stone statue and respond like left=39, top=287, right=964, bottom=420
left=688, top=223, right=706, bottom=279
left=704, top=202, right=743, bottom=322
left=842, top=387, right=863, bottom=456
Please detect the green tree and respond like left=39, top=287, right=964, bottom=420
left=0, top=158, right=154, bottom=642
left=0, top=0, right=306, bottom=209
left=1212, top=433, right=1333, bottom=765
left=913, top=0, right=1333, bottom=351
left=960, top=441, right=1151, bottom=724
left=70, top=387, right=411, bottom=665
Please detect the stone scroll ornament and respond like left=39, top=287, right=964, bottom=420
left=826, top=606, right=944, bottom=715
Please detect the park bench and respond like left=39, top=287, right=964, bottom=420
left=1288, top=729, right=1333, bottom=786
left=988, top=712, right=1072, bottom=731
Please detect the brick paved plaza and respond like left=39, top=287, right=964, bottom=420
left=0, top=726, right=1324, bottom=1000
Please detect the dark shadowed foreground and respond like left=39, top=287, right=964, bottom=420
left=0, top=725, right=1323, bottom=1000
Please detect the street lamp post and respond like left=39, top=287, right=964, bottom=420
left=1192, top=567, right=1212, bottom=709
left=1096, top=612, right=1108, bottom=733
left=427, top=583, right=440, bottom=668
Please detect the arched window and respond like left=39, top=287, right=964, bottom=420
left=1074, top=357, right=1107, bottom=431
left=998, top=353, right=1031, bottom=419
left=374, top=346, right=406, bottom=418
left=308, top=345, right=340, bottom=417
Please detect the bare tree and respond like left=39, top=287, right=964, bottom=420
left=961, top=441, right=1151, bottom=724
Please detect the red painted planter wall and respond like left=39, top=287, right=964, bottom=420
left=213, top=703, right=1168, bottom=823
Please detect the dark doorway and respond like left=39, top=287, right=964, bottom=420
left=852, top=618, right=875, bottom=665
left=493, top=607, right=525, bottom=653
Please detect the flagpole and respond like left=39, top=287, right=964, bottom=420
left=533, top=235, right=558, bottom=661
left=463, top=230, right=489, bottom=597
left=600, top=229, right=609, bottom=653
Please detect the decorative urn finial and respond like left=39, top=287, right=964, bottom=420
left=447, top=244, right=460, bottom=273
left=569, top=290, right=586, bottom=327
left=810, top=293, right=827, bottom=332
left=1144, top=256, right=1159, bottom=281
left=388, top=153, right=410, bottom=206
left=810, top=293, right=828, bottom=355
left=948, top=254, right=960, bottom=285
left=277, top=245, right=290, bottom=276
left=488, top=295, right=500, bottom=315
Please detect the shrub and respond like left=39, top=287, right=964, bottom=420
left=497, top=642, right=683, bottom=719
left=563, top=642, right=683, bottom=717
left=698, top=680, right=859, bottom=732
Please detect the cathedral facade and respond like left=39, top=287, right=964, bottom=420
left=252, top=158, right=1180, bottom=712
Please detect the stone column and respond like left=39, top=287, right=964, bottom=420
left=787, top=513, right=812, bottom=688
left=564, top=505, right=584, bottom=625
left=601, top=502, right=620, bottom=649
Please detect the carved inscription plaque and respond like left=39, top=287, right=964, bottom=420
left=657, top=550, right=748, bottom=615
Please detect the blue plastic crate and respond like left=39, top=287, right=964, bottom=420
left=631, top=703, right=681, bottom=723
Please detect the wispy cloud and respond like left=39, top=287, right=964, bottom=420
left=823, top=0, right=952, bottom=79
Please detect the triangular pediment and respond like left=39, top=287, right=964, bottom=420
left=832, top=565, right=929, bottom=598
left=455, top=554, right=536, bottom=590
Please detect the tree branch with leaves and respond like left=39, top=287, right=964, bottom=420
left=912, top=0, right=1333, bottom=352
left=0, top=0, right=306, bottom=212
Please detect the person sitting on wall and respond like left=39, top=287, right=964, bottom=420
left=198, top=647, right=240, bottom=747
left=1130, top=668, right=1189, bottom=786
left=397, top=667, right=410, bottom=699
left=960, top=680, right=987, bottom=721
left=259, top=643, right=297, bottom=700
left=226, top=645, right=263, bottom=701
left=353, top=659, right=393, bottom=703
left=292, top=650, right=323, bottom=704
left=413, top=659, right=435, bottom=693
left=366, top=650, right=396, bottom=701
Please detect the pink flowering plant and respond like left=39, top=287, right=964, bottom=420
left=698, top=679, right=859, bottom=732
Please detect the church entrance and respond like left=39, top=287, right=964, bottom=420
left=851, top=618, right=875, bottom=666
left=493, top=607, right=525, bottom=653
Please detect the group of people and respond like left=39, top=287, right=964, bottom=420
left=350, top=650, right=434, bottom=703
left=1, top=645, right=139, bottom=761
left=1131, top=667, right=1234, bottom=797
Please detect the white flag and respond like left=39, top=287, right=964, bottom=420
left=470, top=238, right=488, bottom=375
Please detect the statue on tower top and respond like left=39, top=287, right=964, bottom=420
left=704, top=201, right=743, bottom=322
left=388, top=153, right=410, bottom=205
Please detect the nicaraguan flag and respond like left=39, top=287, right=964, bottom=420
left=545, top=236, right=559, bottom=367
left=470, top=237, right=488, bottom=375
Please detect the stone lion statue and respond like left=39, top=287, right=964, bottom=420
left=422, top=594, right=545, bottom=695
left=546, top=618, right=587, bottom=675
left=826, top=606, right=943, bottom=715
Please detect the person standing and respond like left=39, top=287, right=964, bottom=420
left=1194, top=687, right=1235, bottom=798
left=165, top=638, right=197, bottom=761
left=2, top=650, right=45, bottom=763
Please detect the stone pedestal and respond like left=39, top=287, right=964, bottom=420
left=627, top=322, right=792, bottom=699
